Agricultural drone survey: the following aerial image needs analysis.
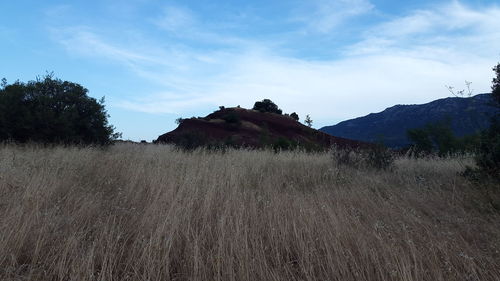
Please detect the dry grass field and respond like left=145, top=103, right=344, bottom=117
left=0, top=143, right=499, bottom=281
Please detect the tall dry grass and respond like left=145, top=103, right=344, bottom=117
left=0, top=143, right=499, bottom=281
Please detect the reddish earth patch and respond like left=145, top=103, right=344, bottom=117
left=155, top=108, right=370, bottom=150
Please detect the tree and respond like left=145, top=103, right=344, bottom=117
left=253, top=99, right=282, bottom=114
left=0, top=74, right=120, bottom=145
left=407, top=119, right=460, bottom=157
left=492, top=63, right=500, bottom=107
left=290, top=112, right=299, bottom=121
left=305, top=114, right=313, bottom=127
left=407, top=127, right=434, bottom=155
left=467, top=63, right=500, bottom=182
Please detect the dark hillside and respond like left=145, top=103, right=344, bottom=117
left=320, top=94, right=498, bottom=148
left=155, top=107, right=367, bottom=150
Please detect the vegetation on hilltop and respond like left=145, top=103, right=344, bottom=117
left=155, top=104, right=365, bottom=151
left=252, top=98, right=283, bottom=114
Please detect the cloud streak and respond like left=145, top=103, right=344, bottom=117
left=50, top=1, right=500, bottom=129
left=304, top=0, right=374, bottom=33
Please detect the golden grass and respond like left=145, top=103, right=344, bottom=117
left=0, top=144, right=499, bottom=281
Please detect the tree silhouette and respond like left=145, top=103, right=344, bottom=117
left=0, top=74, right=120, bottom=144
left=253, top=99, right=282, bottom=114
left=305, top=114, right=313, bottom=127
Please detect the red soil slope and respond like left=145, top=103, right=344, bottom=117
left=155, top=107, right=368, bottom=150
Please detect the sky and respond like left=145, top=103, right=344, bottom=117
left=1, top=0, right=499, bottom=141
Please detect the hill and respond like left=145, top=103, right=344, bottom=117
left=320, top=94, right=498, bottom=148
left=155, top=107, right=366, bottom=150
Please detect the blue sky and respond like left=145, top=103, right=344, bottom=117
left=1, top=0, right=499, bottom=141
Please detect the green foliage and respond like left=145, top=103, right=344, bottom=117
left=222, top=112, right=241, bottom=124
left=366, top=143, right=395, bottom=171
left=464, top=115, right=500, bottom=183
left=0, top=74, right=120, bottom=145
left=271, top=137, right=298, bottom=152
left=253, top=99, right=282, bottom=115
left=492, top=63, right=500, bottom=107
left=461, top=63, right=500, bottom=183
left=407, top=128, right=434, bottom=155
left=476, top=118, right=500, bottom=178
left=290, top=112, right=299, bottom=121
left=175, top=131, right=208, bottom=150
left=406, top=119, right=472, bottom=157
left=222, top=112, right=242, bottom=131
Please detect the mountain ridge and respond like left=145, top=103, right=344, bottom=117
left=320, top=94, right=498, bottom=148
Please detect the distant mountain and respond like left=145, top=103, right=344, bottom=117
left=155, top=107, right=369, bottom=150
left=320, top=94, right=498, bottom=148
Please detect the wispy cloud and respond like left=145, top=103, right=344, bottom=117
left=296, top=0, right=374, bottom=33
left=153, top=6, right=196, bottom=32
left=350, top=1, right=500, bottom=56
left=50, top=1, right=500, bottom=128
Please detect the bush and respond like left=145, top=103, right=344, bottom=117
left=290, top=112, right=299, bottom=121
left=271, top=137, right=298, bottom=152
left=253, top=99, right=282, bottom=115
left=175, top=118, right=185, bottom=125
left=175, top=132, right=208, bottom=151
left=365, top=143, right=395, bottom=171
left=0, top=74, right=120, bottom=145
left=464, top=117, right=500, bottom=183
left=222, top=113, right=241, bottom=124
left=331, top=144, right=394, bottom=171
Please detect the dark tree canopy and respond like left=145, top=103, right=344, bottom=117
left=253, top=99, right=282, bottom=115
left=407, top=119, right=466, bottom=157
left=290, top=112, right=299, bottom=121
left=470, top=63, right=500, bottom=182
left=492, top=63, right=500, bottom=107
left=0, top=74, right=120, bottom=145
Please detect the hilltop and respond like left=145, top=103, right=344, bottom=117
left=155, top=107, right=366, bottom=150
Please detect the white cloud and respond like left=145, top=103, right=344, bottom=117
left=298, top=0, right=374, bottom=33
left=352, top=1, right=500, bottom=56
left=51, top=1, right=500, bottom=129
left=154, top=6, right=196, bottom=32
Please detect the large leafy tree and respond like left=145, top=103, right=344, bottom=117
left=0, top=74, right=120, bottom=145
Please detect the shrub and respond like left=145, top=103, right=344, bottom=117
left=271, top=137, right=298, bottom=152
left=222, top=113, right=241, bottom=124
left=464, top=117, right=500, bottom=183
left=175, top=132, right=208, bottom=150
left=253, top=99, right=282, bottom=115
left=365, top=143, right=395, bottom=171
left=175, top=118, right=185, bottom=125
left=331, top=144, right=394, bottom=171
